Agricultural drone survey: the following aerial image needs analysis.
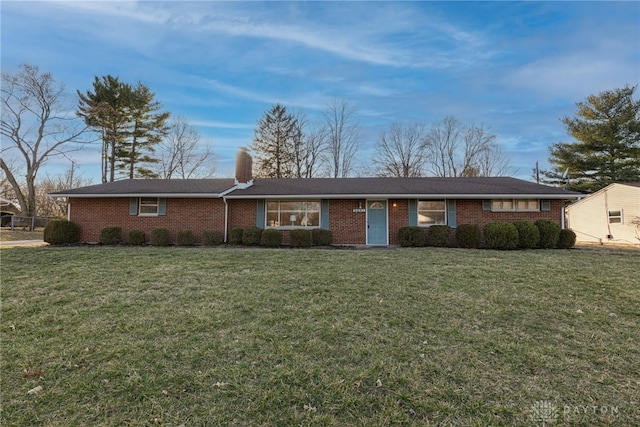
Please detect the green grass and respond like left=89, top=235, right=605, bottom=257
left=1, top=247, right=639, bottom=426
left=0, top=228, right=44, bottom=242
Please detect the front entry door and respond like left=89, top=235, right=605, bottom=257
left=367, top=200, right=388, bottom=245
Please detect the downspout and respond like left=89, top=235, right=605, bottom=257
left=223, top=196, right=229, bottom=243
left=561, top=201, right=565, bottom=230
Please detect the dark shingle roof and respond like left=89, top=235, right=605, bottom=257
left=50, top=179, right=236, bottom=197
left=50, top=176, right=583, bottom=199
left=225, top=177, right=583, bottom=199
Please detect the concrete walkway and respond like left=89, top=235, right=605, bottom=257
left=0, top=240, right=48, bottom=248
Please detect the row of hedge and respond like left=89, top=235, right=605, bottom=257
left=99, top=227, right=227, bottom=247
left=43, top=220, right=334, bottom=248
left=399, top=220, right=576, bottom=250
left=229, top=226, right=333, bottom=248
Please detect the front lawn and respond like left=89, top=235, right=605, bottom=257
left=1, top=247, right=638, bottom=426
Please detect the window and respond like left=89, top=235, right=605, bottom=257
left=139, top=197, right=159, bottom=216
left=491, top=198, right=539, bottom=212
left=608, top=210, right=623, bottom=224
left=418, top=200, right=446, bottom=226
left=266, top=201, right=320, bottom=228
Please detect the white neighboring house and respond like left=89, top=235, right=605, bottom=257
left=565, top=183, right=640, bottom=245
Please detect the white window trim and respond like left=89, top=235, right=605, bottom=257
left=138, top=197, right=159, bottom=216
left=491, top=198, right=540, bottom=212
left=417, top=199, right=447, bottom=227
left=265, top=200, right=321, bottom=229
left=608, top=209, right=623, bottom=224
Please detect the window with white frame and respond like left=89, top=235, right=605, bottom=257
left=139, top=197, right=159, bottom=216
left=418, top=200, right=446, bottom=226
left=492, top=198, right=539, bottom=212
left=608, top=210, right=623, bottom=224
left=266, top=200, right=320, bottom=228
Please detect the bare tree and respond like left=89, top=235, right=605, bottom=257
left=322, top=98, right=361, bottom=178
left=1, top=64, right=88, bottom=222
left=37, top=163, right=93, bottom=218
left=372, top=122, right=428, bottom=177
left=291, top=110, right=327, bottom=178
left=423, top=116, right=510, bottom=177
left=156, top=117, right=216, bottom=178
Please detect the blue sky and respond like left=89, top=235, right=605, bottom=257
left=2, top=1, right=638, bottom=183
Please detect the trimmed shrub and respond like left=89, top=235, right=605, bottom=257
left=455, top=224, right=481, bottom=249
left=229, top=227, right=244, bottom=245
left=512, top=221, right=540, bottom=249
left=202, top=230, right=223, bottom=246
left=242, top=226, right=263, bottom=246
left=177, top=229, right=195, bottom=246
left=128, top=230, right=146, bottom=246
left=150, top=228, right=171, bottom=246
left=535, top=219, right=561, bottom=249
left=43, top=219, right=80, bottom=245
left=99, top=226, right=122, bottom=245
left=290, top=229, right=312, bottom=248
left=398, top=226, right=426, bottom=247
left=483, top=222, right=519, bottom=250
left=312, top=228, right=333, bottom=246
left=426, top=225, right=452, bottom=247
left=557, top=229, right=577, bottom=249
left=261, top=229, right=283, bottom=248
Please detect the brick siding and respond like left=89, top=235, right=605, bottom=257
left=71, top=197, right=565, bottom=245
left=70, top=197, right=225, bottom=243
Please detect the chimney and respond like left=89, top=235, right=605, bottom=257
left=235, top=148, right=253, bottom=187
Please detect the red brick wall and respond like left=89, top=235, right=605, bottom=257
left=70, top=198, right=225, bottom=243
left=71, top=197, right=566, bottom=245
left=455, top=199, right=564, bottom=229
left=329, top=199, right=367, bottom=245
left=227, top=199, right=256, bottom=229
left=388, top=199, right=408, bottom=246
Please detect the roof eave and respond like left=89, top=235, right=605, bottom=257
left=48, top=193, right=223, bottom=198
left=224, top=193, right=582, bottom=200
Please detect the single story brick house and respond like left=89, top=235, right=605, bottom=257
left=51, top=154, right=582, bottom=245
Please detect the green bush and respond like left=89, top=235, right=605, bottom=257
left=260, top=229, right=283, bottom=248
left=242, top=226, right=263, bottom=246
left=43, top=219, right=80, bottom=245
left=512, top=221, right=540, bottom=249
left=455, top=224, right=481, bottom=249
left=229, top=227, right=244, bottom=245
left=202, top=230, right=223, bottom=246
left=483, top=222, right=519, bottom=250
left=177, top=229, right=195, bottom=246
left=99, top=226, right=122, bottom=245
left=128, top=230, right=146, bottom=246
left=312, top=228, right=333, bottom=246
left=557, top=229, right=577, bottom=249
left=290, top=229, right=312, bottom=248
left=426, top=225, right=452, bottom=247
left=535, top=219, right=561, bottom=249
left=150, top=228, right=171, bottom=246
left=398, top=226, right=426, bottom=247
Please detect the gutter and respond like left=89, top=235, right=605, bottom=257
left=224, top=193, right=583, bottom=200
